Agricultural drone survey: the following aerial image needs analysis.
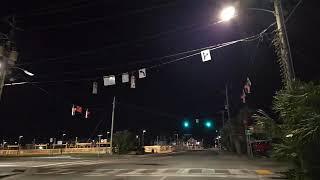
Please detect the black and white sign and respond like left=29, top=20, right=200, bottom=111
left=92, top=82, right=98, bottom=94
left=131, top=75, right=136, bottom=88
left=138, top=68, right=146, bottom=78
left=103, top=75, right=115, bottom=86
left=122, top=73, right=129, bottom=83
left=201, top=49, right=212, bottom=62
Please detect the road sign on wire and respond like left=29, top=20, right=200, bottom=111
left=201, top=49, right=212, bottom=62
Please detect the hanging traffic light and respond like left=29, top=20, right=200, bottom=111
left=205, top=121, right=212, bottom=128
left=204, top=119, right=214, bottom=129
left=183, top=121, right=190, bottom=128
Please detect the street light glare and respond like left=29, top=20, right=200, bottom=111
left=220, top=6, right=236, bottom=22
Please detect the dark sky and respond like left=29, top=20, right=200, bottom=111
left=0, top=0, right=318, bottom=143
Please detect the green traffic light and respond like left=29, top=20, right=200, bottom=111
left=205, top=121, right=212, bottom=128
left=183, top=121, right=189, bottom=128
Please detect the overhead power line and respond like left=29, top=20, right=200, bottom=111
left=285, top=0, right=303, bottom=23
left=18, top=20, right=223, bottom=66
left=6, top=22, right=275, bottom=86
left=16, top=0, right=93, bottom=18
left=26, top=1, right=177, bottom=31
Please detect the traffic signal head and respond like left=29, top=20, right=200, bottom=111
left=183, top=121, right=190, bottom=128
left=205, top=121, right=212, bottom=128
left=204, top=119, right=215, bottom=129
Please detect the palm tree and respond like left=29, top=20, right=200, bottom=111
left=272, top=81, right=320, bottom=179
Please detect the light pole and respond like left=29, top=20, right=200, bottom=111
left=62, top=133, right=66, bottom=144
left=106, top=131, right=110, bottom=141
left=97, top=134, right=102, bottom=158
left=18, top=136, right=23, bottom=146
left=219, top=3, right=295, bottom=86
left=136, top=135, right=140, bottom=147
left=142, top=130, right=146, bottom=147
left=11, top=66, right=34, bottom=76
left=18, top=136, right=23, bottom=155
left=75, top=137, right=78, bottom=148
left=174, top=133, right=179, bottom=146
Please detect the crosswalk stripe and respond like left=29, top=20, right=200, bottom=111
left=229, top=169, right=245, bottom=174
left=177, top=168, right=191, bottom=174
left=151, top=169, right=168, bottom=174
left=31, top=167, right=280, bottom=178
left=202, top=168, right=215, bottom=174
left=124, top=169, right=147, bottom=174
left=84, top=169, right=124, bottom=176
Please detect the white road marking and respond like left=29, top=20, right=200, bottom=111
left=151, top=169, right=168, bottom=174
left=202, top=168, right=215, bottom=174
left=84, top=169, right=123, bottom=176
left=229, top=169, right=245, bottom=174
left=33, top=160, right=107, bottom=168
left=159, top=176, right=167, bottom=180
left=0, top=164, right=19, bottom=167
left=124, top=169, right=147, bottom=174
left=177, top=168, right=191, bottom=174
left=30, top=167, right=280, bottom=178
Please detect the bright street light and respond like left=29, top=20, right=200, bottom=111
left=142, top=130, right=146, bottom=134
left=220, top=6, right=236, bottom=22
left=12, top=67, right=34, bottom=76
left=22, top=70, right=34, bottom=76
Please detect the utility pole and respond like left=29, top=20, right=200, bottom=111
left=225, top=84, right=231, bottom=123
left=97, top=134, right=102, bottom=158
left=0, top=16, right=19, bottom=101
left=0, top=62, right=6, bottom=101
left=109, top=96, right=116, bottom=154
left=220, top=110, right=225, bottom=128
left=156, top=136, right=159, bottom=145
left=274, top=0, right=295, bottom=86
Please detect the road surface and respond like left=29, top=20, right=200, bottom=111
left=0, top=150, right=287, bottom=180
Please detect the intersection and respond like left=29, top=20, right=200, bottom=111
left=0, top=150, right=287, bottom=180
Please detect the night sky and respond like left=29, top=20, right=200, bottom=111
left=0, top=0, right=318, bottom=144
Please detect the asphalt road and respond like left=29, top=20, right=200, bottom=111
left=0, top=150, right=288, bottom=180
